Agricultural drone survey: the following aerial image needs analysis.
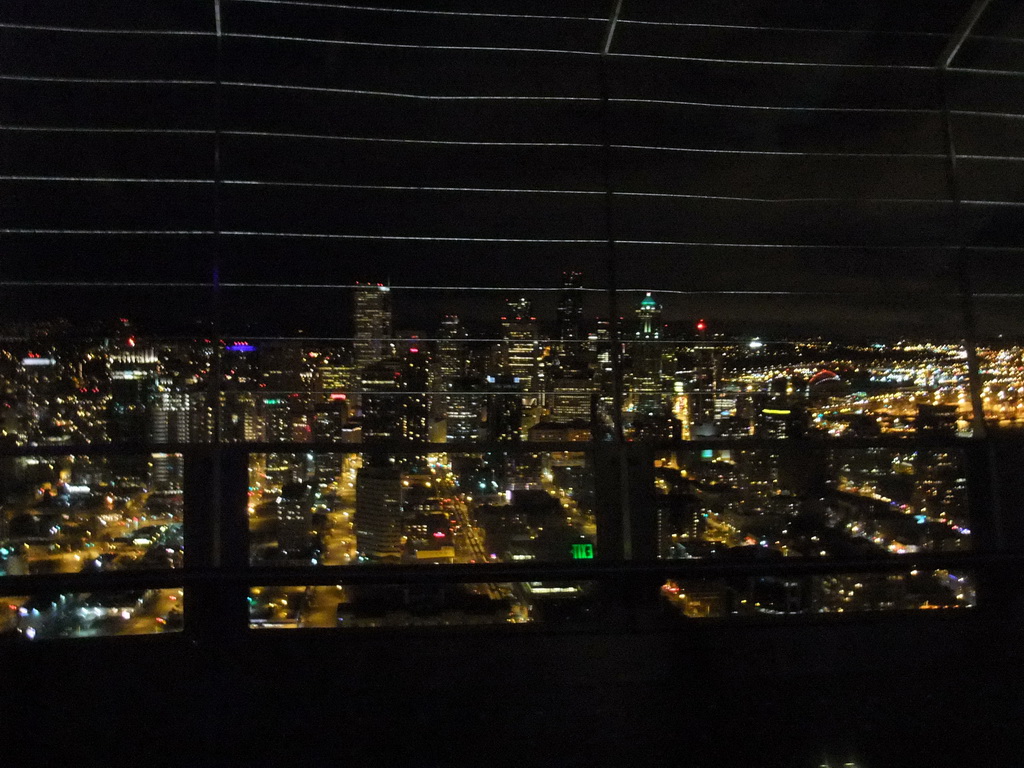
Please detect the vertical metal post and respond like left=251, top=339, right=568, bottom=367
left=183, top=445, right=249, bottom=641
left=600, top=0, right=631, bottom=563
left=935, top=1, right=1010, bottom=617
left=936, top=0, right=992, bottom=440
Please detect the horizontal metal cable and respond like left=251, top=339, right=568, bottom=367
left=13, top=1, right=1012, bottom=50
left=949, top=66, right=1024, bottom=77
left=619, top=21, right=1023, bottom=48
left=617, top=18, right=949, bottom=37
left=0, top=434, right=984, bottom=457
left=223, top=232, right=601, bottom=242
left=10, top=175, right=1024, bottom=207
left=226, top=130, right=601, bottom=148
left=222, top=179, right=602, bottom=194
left=223, top=30, right=598, bottom=56
left=611, top=143, right=951, bottom=159
left=613, top=99, right=1024, bottom=121
left=0, top=228, right=216, bottom=235
left=2, top=281, right=1009, bottom=298
left=4, top=125, right=1024, bottom=163
left=226, top=0, right=606, bottom=22
left=0, top=74, right=216, bottom=86
left=232, top=29, right=940, bottom=70
left=0, top=80, right=1020, bottom=121
left=2, top=554, right=1002, bottom=595
left=225, top=80, right=600, bottom=100
left=0, top=175, right=972, bottom=205
left=0, top=125, right=216, bottom=135
left=4, top=228, right=1023, bottom=251
left=606, top=51, right=933, bottom=70
left=0, top=22, right=214, bottom=36
left=0, top=175, right=214, bottom=184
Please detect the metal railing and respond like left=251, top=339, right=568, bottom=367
left=2, top=432, right=1021, bottom=641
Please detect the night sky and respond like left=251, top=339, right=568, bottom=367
left=1, top=0, right=1023, bottom=338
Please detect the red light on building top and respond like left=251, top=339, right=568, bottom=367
left=409, top=347, right=419, bottom=354
left=127, top=336, right=136, bottom=347
left=696, top=320, right=707, bottom=332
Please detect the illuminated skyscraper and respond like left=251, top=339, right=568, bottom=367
left=485, top=374, right=523, bottom=443
left=556, top=270, right=584, bottom=349
left=355, top=348, right=430, bottom=558
left=360, top=350, right=430, bottom=447
left=500, top=297, right=539, bottom=397
left=353, top=283, right=392, bottom=372
left=108, top=347, right=159, bottom=444
left=149, top=377, right=193, bottom=491
left=355, top=465, right=404, bottom=560
left=631, top=293, right=663, bottom=411
left=549, top=369, right=593, bottom=423
left=445, top=376, right=485, bottom=442
left=437, top=314, right=468, bottom=381
left=108, top=347, right=159, bottom=479
left=277, top=482, right=314, bottom=554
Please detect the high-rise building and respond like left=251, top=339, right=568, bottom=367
left=360, top=358, right=404, bottom=444
left=355, top=465, right=404, bottom=560
left=277, top=482, right=314, bottom=554
left=108, top=348, right=159, bottom=444
left=445, top=376, right=485, bottom=442
left=556, top=271, right=584, bottom=361
left=149, top=377, right=193, bottom=491
left=437, top=314, right=468, bottom=381
left=631, top=293, right=663, bottom=414
left=108, top=347, right=159, bottom=480
left=353, top=283, right=392, bottom=372
left=360, top=350, right=430, bottom=447
left=549, top=368, right=593, bottom=423
left=500, top=297, right=539, bottom=397
left=484, top=374, right=524, bottom=443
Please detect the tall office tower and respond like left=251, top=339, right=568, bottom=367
left=360, top=358, right=404, bottom=445
left=277, top=482, right=314, bottom=554
left=148, top=377, right=193, bottom=491
left=482, top=374, right=524, bottom=490
left=218, top=342, right=260, bottom=442
left=549, top=367, right=594, bottom=423
left=445, top=376, right=485, bottom=442
left=589, top=317, right=613, bottom=374
left=315, top=350, right=358, bottom=398
left=219, top=391, right=265, bottom=442
left=355, top=464, right=404, bottom=560
left=437, top=314, right=468, bottom=381
left=399, top=347, right=431, bottom=445
left=18, top=353, right=60, bottom=443
left=484, top=374, right=524, bottom=443
left=353, top=283, right=393, bottom=372
left=631, top=293, right=664, bottom=413
left=360, top=350, right=431, bottom=445
left=587, top=318, right=617, bottom=439
left=259, top=341, right=307, bottom=394
left=355, top=351, right=427, bottom=560
left=108, top=348, right=160, bottom=443
left=312, top=398, right=349, bottom=441
left=500, top=297, right=540, bottom=398
left=263, top=395, right=308, bottom=442
left=753, top=375, right=809, bottom=439
left=556, top=271, right=584, bottom=362
left=107, top=347, right=160, bottom=480
left=689, top=320, right=719, bottom=436
left=358, top=351, right=431, bottom=554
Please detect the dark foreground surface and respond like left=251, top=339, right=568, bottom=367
left=3, top=609, right=1022, bottom=768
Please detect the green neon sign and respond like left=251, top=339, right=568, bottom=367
left=572, top=543, right=594, bottom=560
